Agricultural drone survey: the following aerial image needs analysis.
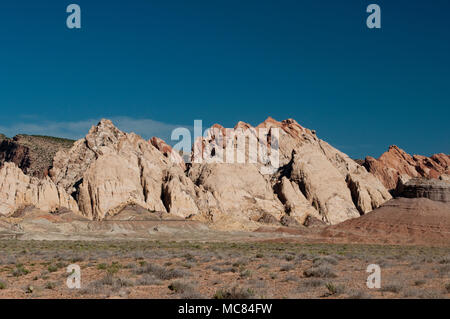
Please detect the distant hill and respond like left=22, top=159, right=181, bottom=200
left=0, top=134, right=75, bottom=178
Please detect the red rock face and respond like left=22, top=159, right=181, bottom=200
left=149, top=137, right=186, bottom=170
left=363, top=145, right=450, bottom=190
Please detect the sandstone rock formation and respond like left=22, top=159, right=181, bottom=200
left=191, top=117, right=391, bottom=225
left=0, top=117, right=393, bottom=230
left=396, top=178, right=450, bottom=203
left=0, top=162, right=78, bottom=216
left=188, top=163, right=285, bottom=224
left=363, top=145, right=450, bottom=190
left=150, top=137, right=186, bottom=170
left=50, top=120, right=178, bottom=220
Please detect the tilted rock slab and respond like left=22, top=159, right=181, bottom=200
left=191, top=117, right=391, bottom=225
left=0, top=162, right=78, bottom=216
left=364, top=145, right=450, bottom=190
left=50, top=120, right=189, bottom=220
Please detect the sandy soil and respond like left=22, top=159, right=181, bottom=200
left=0, top=241, right=449, bottom=299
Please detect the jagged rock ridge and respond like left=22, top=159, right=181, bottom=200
left=363, top=145, right=450, bottom=190
left=1, top=117, right=393, bottom=230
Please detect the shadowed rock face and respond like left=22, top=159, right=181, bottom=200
left=363, top=145, right=450, bottom=191
left=0, top=135, right=74, bottom=178
left=396, top=178, right=450, bottom=203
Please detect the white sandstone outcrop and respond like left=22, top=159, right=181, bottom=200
left=0, top=162, right=78, bottom=216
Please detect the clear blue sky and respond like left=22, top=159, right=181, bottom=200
left=0, top=0, right=449, bottom=158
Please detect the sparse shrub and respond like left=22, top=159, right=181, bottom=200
left=303, top=265, right=337, bottom=278
left=180, top=262, right=195, bottom=269
left=84, top=274, right=134, bottom=295
left=12, top=264, right=30, bottom=277
left=56, top=262, right=66, bottom=269
left=325, top=282, right=345, bottom=296
left=47, top=265, right=58, bottom=273
left=313, top=256, right=338, bottom=266
left=239, top=269, right=252, bottom=278
left=134, top=263, right=190, bottom=280
left=71, top=256, right=84, bottom=263
left=213, top=286, right=255, bottom=299
left=232, top=258, right=248, bottom=268
left=247, top=279, right=267, bottom=289
left=280, top=264, right=294, bottom=272
left=97, top=263, right=107, bottom=270
left=106, top=262, right=122, bottom=275
left=445, top=283, right=450, bottom=293
left=210, top=265, right=234, bottom=274
left=414, top=279, right=426, bottom=286
left=168, top=280, right=195, bottom=293
left=125, top=263, right=137, bottom=269
left=45, top=282, right=56, bottom=290
left=403, top=288, right=420, bottom=298
left=301, top=279, right=324, bottom=288
left=211, top=279, right=222, bottom=286
left=347, top=289, right=370, bottom=299
left=257, top=264, right=269, bottom=269
left=381, top=283, right=402, bottom=293
left=283, top=275, right=298, bottom=282
left=0, top=279, right=6, bottom=290
left=438, top=265, right=450, bottom=277
left=284, top=255, right=295, bottom=262
left=136, top=275, right=162, bottom=286
left=183, top=253, right=196, bottom=262
left=168, top=280, right=203, bottom=298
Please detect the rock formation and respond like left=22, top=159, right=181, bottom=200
left=190, top=117, right=391, bottom=226
left=50, top=120, right=179, bottom=220
left=0, top=135, right=74, bottom=178
left=396, top=177, right=450, bottom=204
left=150, top=137, right=186, bottom=170
left=1, top=117, right=393, bottom=229
left=0, top=162, right=78, bottom=216
left=363, top=145, right=450, bottom=190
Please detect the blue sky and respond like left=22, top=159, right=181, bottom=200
left=0, top=0, right=449, bottom=158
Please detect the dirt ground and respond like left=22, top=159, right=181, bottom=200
left=0, top=240, right=449, bottom=299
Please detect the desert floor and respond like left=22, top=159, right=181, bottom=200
left=0, top=240, right=449, bottom=299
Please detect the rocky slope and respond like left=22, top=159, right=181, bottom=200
left=363, top=145, right=450, bottom=191
left=1, top=117, right=393, bottom=230
left=323, top=197, right=450, bottom=246
left=0, top=134, right=74, bottom=178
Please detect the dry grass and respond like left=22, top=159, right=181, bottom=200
left=0, top=240, right=449, bottom=299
